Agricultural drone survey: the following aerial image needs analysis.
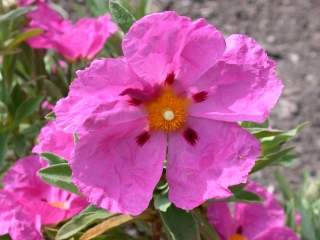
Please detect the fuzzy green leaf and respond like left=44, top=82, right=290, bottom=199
left=56, top=206, right=114, bottom=240
left=160, top=205, right=200, bottom=240
left=39, top=163, right=79, bottom=194
left=109, top=0, right=135, bottom=33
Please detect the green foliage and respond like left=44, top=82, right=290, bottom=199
left=56, top=206, right=114, bottom=240
left=41, top=152, right=67, bottom=165
left=160, top=205, right=201, bottom=240
left=39, top=162, right=79, bottom=194
left=109, top=0, right=136, bottom=33
left=276, top=171, right=320, bottom=240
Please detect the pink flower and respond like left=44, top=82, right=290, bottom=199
left=0, top=155, right=87, bottom=240
left=41, top=100, right=54, bottom=111
left=54, top=12, right=282, bottom=215
left=33, top=121, right=74, bottom=161
left=208, top=182, right=298, bottom=240
left=27, top=3, right=117, bottom=61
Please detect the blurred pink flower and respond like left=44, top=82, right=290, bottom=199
left=54, top=11, right=282, bottom=215
left=51, top=60, right=67, bottom=74
left=0, top=155, right=87, bottom=240
left=27, top=3, right=117, bottom=61
left=33, top=121, right=74, bottom=161
left=208, top=182, right=298, bottom=240
left=41, top=100, right=54, bottom=111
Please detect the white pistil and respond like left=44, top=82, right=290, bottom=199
left=163, top=110, right=175, bottom=121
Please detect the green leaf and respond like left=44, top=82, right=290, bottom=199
left=39, top=163, right=79, bottom=194
left=45, top=111, right=56, bottom=120
left=275, top=171, right=293, bottom=201
left=56, top=206, right=114, bottom=240
left=4, top=28, right=43, bottom=50
left=41, top=152, right=68, bottom=165
left=0, top=6, right=32, bottom=23
left=261, top=123, right=306, bottom=154
left=154, top=191, right=171, bottom=212
left=14, top=96, right=43, bottom=124
left=109, top=0, right=135, bottom=33
left=241, top=119, right=270, bottom=129
left=0, top=133, right=8, bottom=164
left=300, top=199, right=317, bottom=240
left=135, top=0, right=152, bottom=19
left=0, top=234, right=11, bottom=240
left=159, top=205, right=200, bottom=240
left=229, top=185, right=261, bottom=203
left=251, top=147, right=296, bottom=173
left=192, top=209, right=219, bottom=240
left=87, top=0, right=110, bottom=16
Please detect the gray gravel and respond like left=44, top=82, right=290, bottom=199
left=154, top=0, right=320, bottom=183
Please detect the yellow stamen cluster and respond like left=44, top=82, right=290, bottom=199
left=49, top=201, right=68, bottom=210
left=145, top=87, right=189, bottom=132
left=229, top=234, right=247, bottom=240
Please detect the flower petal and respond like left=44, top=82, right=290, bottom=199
left=53, top=15, right=117, bottom=60
left=123, top=11, right=225, bottom=85
left=255, top=227, right=299, bottom=240
left=27, top=3, right=70, bottom=49
left=0, top=191, right=42, bottom=240
left=167, top=118, right=260, bottom=210
left=235, top=182, right=286, bottom=239
left=2, top=155, right=46, bottom=191
left=54, top=58, right=144, bottom=134
left=190, top=34, right=283, bottom=123
left=2, top=156, right=87, bottom=225
left=71, top=120, right=166, bottom=215
left=207, top=202, right=237, bottom=240
left=33, top=121, right=74, bottom=161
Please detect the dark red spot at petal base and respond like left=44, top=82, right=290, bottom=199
left=128, top=98, right=142, bottom=106
left=183, top=128, right=198, bottom=146
left=236, top=226, right=243, bottom=234
left=165, top=72, right=175, bottom=85
left=136, top=131, right=151, bottom=146
left=193, top=91, right=208, bottom=103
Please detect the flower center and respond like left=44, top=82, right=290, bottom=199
left=49, top=201, right=68, bottom=210
left=229, top=234, right=247, bottom=240
left=145, top=87, right=189, bottom=132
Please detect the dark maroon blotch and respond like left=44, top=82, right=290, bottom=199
left=193, top=91, right=208, bottom=103
left=128, top=98, right=142, bottom=106
left=236, top=226, right=243, bottom=234
left=165, top=72, right=175, bottom=85
left=183, top=128, right=198, bottom=146
left=136, top=131, right=151, bottom=146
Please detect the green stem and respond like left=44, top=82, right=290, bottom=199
left=192, top=208, right=220, bottom=240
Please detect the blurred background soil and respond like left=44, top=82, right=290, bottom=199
left=63, top=0, right=320, bottom=184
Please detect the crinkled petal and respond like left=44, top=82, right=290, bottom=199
left=167, top=118, right=260, bottom=210
left=123, top=11, right=225, bottom=85
left=33, top=121, right=74, bottom=161
left=71, top=119, right=166, bottom=215
left=2, top=156, right=87, bottom=225
left=207, top=202, right=237, bottom=240
left=26, top=3, right=71, bottom=49
left=255, top=227, right=299, bottom=240
left=0, top=191, right=42, bottom=240
left=53, top=15, right=117, bottom=60
left=2, top=155, right=46, bottom=191
left=190, top=34, right=283, bottom=123
left=235, top=182, right=286, bottom=239
left=54, top=58, right=144, bottom=134
left=8, top=210, right=42, bottom=240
